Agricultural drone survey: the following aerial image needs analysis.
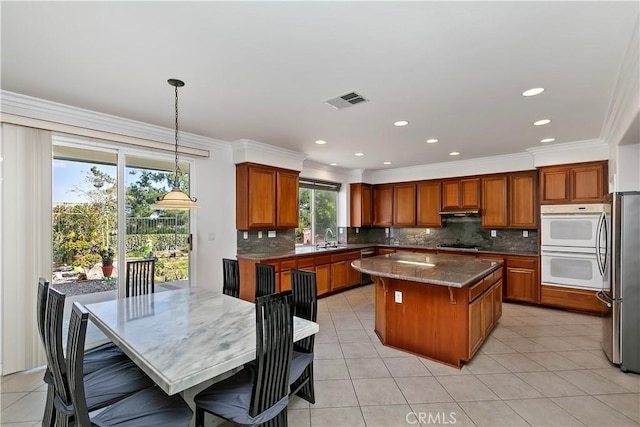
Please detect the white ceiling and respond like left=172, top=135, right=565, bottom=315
left=1, top=1, right=638, bottom=170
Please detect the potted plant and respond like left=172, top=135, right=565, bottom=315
left=99, top=247, right=115, bottom=279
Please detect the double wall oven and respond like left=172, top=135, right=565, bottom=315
left=540, top=204, right=606, bottom=290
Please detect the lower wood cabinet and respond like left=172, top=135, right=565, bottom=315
left=540, top=285, right=604, bottom=314
left=315, top=263, right=331, bottom=296
left=468, top=278, right=503, bottom=360
left=505, top=256, right=539, bottom=303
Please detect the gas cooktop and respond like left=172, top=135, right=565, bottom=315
left=436, top=243, right=479, bottom=251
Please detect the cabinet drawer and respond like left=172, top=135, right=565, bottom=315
left=297, top=256, right=315, bottom=269
left=331, top=251, right=361, bottom=263
left=315, top=254, right=331, bottom=265
left=280, top=259, right=297, bottom=271
left=506, top=256, right=537, bottom=269
left=263, top=260, right=280, bottom=273
left=469, top=279, right=485, bottom=302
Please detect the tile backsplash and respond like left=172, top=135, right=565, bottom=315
left=236, top=229, right=295, bottom=255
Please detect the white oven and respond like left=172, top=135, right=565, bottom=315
left=541, top=249, right=601, bottom=290
left=541, top=204, right=606, bottom=290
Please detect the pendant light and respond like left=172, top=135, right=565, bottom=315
left=152, top=79, right=199, bottom=209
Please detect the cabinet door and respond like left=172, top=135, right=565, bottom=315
left=505, top=262, right=538, bottom=303
left=276, top=171, right=299, bottom=228
left=441, top=180, right=460, bottom=210
left=350, top=183, right=373, bottom=227
left=248, top=167, right=277, bottom=228
left=373, top=184, right=394, bottom=226
left=509, top=172, right=538, bottom=228
left=331, top=261, right=348, bottom=290
left=416, top=181, right=442, bottom=227
left=540, top=167, right=570, bottom=204
left=361, top=184, right=373, bottom=226
left=460, top=178, right=480, bottom=209
left=280, top=270, right=292, bottom=292
left=493, top=280, right=503, bottom=322
left=468, top=297, right=483, bottom=357
left=315, top=264, right=331, bottom=296
left=482, top=175, right=508, bottom=227
left=347, top=263, right=361, bottom=286
left=393, top=183, right=416, bottom=226
left=571, top=163, right=605, bottom=203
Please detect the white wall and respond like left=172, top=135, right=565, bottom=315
left=615, top=144, right=640, bottom=192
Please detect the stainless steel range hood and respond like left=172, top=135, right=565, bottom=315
left=438, top=209, right=480, bottom=216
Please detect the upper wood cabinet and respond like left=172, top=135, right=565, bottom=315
left=393, top=183, right=416, bottom=226
left=236, top=163, right=299, bottom=230
left=539, top=161, right=607, bottom=204
left=416, top=180, right=443, bottom=227
left=350, top=183, right=372, bottom=227
left=442, top=178, right=480, bottom=210
left=482, top=171, right=538, bottom=229
left=373, top=184, right=394, bottom=226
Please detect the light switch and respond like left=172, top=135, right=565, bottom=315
left=243, top=231, right=248, bottom=239
left=257, top=231, right=263, bottom=239
left=491, top=230, right=497, bottom=237
left=522, top=230, right=529, bottom=237
left=395, top=291, right=402, bottom=303
left=356, top=228, right=360, bottom=234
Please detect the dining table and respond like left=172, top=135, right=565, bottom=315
left=83, top=287, right=319, bottom=395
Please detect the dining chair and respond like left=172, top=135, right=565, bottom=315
left=194, top=291, right=294, bottom=427
left=66, top=302, right=193, bottom=426
left=255, top=263, right=276, bottom=298
left=289, top=269, right=318, bottom=404
left=44, top=288, right=155, bottom=426
left=125, top=258, right=155, bottom=297
left=222, top=258, right=240, bottom=298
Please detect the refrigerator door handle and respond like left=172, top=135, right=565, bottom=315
left=595, top=290, right=612, bottom=308
left=595, top=212, right=605, bottom=275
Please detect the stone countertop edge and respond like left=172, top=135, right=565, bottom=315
left=237, top=243, right=538, bottom=261
left=351, top=254, right=504, bottom=288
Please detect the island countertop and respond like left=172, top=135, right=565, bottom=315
left=351, top=252, right=503, bottom=288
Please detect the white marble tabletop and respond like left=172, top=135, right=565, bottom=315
left=83, top=288, right=319, bottom=395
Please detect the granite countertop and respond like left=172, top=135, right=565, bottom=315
left=378, top=244, right=539, bottom=257
left=351, top=252, right=503, bottom=288
left=237, top=243, right=375, bottom=261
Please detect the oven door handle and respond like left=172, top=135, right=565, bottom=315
left=595, top=290, right=612, bottom=308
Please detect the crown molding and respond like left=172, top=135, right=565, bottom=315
left=601, top=18, right=639, bottom=146
left=301, top=159, right=362, bottom=183
left=526, top=139, right=608, bottom=167
left=0, top=90, right=231, bottom=152
left=232, top=139, right=306, bottom=171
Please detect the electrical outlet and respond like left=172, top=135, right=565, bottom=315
left=257, top=231, right=263, bottom=239
left=243, top=231, right=248, bottom=239
left=522, top=230, right=529, bottom=237
left=491, top=230, right=497, bottom=237
left=339, top=227, right=344, bottom=234
left=268, top=230, right=276, bottom=238
left=385, top=228, right=390, bottom=236
left=426, top=228, right=431, bottom=234
left=395, top=291, right=402, bottom=303
left=355, top=228, right=360, bottom=234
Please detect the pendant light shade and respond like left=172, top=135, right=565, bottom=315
left=152, top=79, right=199, bottom=209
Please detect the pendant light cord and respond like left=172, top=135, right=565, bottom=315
left=173, top=83, right=182, bottom=188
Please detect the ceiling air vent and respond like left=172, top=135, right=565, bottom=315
left=324, top=91, right=369, bottom=110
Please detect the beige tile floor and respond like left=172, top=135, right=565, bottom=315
left=2, top=284, right=639, bottom=426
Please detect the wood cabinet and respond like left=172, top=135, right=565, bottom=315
left=540, top=285, right=604, bottom=314
left=442, top=178, right=480, bottom=211
left=315, top=263, right=331, bottom=296
left=467, top=274, right=503, bottom=360
left=350, top=183, right=372, bottom=227
left=416, top=180, right=443, bottom=227
left=330, top=250, right=361, bottom=290
left=504, top=256, right=539, bottom=304
left=393, top=182, right=416, bottom=226
left=539, top=161, right=607, bottom=204
left=373, top=184, right=394, bottom=226
left=236, top=163, right=300, bottom=230
left=482, top=171, right=538, bottom=229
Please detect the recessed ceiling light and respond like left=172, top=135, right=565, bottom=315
left=315, top=140, right=327, bottom=145
left=383, top=161, right=392, bottom=165
left=449, top=151, right=460, bottom=156
left=533, top=119, right=551, bottom=126
left=541, top=138, right=556, bottom=143
left=329, top=162, right=338, bottom=166
left=394, top=120, right=409, bottom=127
left=354, top=152, right=365, bottom=157
left=426, top=138, right=439, bottom=144
left=522, top=88, right=545, bottom=97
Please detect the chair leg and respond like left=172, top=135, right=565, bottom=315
left=54, top=411, right=71, bottom=427
left=294, top=363, right=315, bottom=404
left=42, top=384, right=56, bottom=427
left=195, top=406, right=205, bottom=427
left=260, top=409, right=287, bottom=427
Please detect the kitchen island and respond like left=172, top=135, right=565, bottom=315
left=351, top=252, right=504, bottom=367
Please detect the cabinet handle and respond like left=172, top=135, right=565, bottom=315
left=595, top=290, right=611, bottom=308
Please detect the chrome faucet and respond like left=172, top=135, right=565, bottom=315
left=324, top=228, right=335, bottom=245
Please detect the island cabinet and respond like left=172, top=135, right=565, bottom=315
left=236, top=163, right=300, bottom=230
left=350, top=183, right=373, bottom=227
left=441, top=178, right=480, bottom=211
left=504, top=256, right=539, bottom=304
left=373, top=184, right=394, bottom=226
left=393, top=182, right=416, bottom=226
left=416, top=180, right=443, bottom=227
left=481, top=171, right=538, bottom=229
left=539, top=160, right=607, bottom=204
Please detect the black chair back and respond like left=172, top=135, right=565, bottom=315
left=255, top=263, right=276, bottom=298
left=126, top=259, right=155, bottom=297
left=290, top=269, right=318, bottom=354
left=37, top=278, right=50, bottom=348
left=37, top=278, right=56, bottom=427
left=250, top=291, right=293, bottom=418
left=222, top=258, right=240, bottom=298
left=66, top=303, right=92, bottom=427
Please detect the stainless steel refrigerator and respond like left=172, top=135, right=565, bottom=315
left=596, top=191, right=640, bottom=373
